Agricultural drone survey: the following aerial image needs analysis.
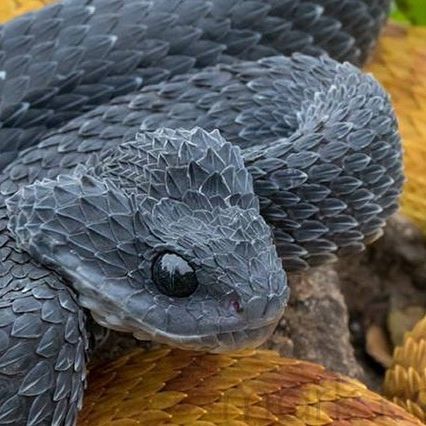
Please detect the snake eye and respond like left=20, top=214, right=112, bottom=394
left=152, top=253, right=198, bottom=298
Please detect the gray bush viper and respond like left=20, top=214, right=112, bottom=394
left=0, top=0, right=401, bottom=425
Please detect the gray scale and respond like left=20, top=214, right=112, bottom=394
left=3, top=55, right=403, bottom=270
left=0, top=0, right=390, bottom=169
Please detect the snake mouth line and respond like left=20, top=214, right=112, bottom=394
left=132, top=318, right=280, bottom=353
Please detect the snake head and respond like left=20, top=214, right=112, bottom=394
left=6, top=128, right=288, bottom=352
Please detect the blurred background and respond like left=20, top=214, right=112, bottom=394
left=392, top=0, right=426, bottom=25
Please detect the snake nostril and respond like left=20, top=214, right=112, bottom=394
left=231, top=300, right=243, bottom=314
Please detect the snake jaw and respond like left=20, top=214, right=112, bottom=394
left=128, top=293, right=287, bottom=353
left=131, top=318, right=281, bottom=353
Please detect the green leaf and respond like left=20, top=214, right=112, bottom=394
left=391, top=9, right=411, bottom=24
left=394, top=0, right=426, bottom=25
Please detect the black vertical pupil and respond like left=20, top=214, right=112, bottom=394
left=153, top=253, right=198, bottom=298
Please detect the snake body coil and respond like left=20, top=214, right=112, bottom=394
left=0, top=0, right=391, bottom=169
left=5, top=55, right=403, bottom=270
left=79, top=347, right=424, bottom=426
left=0, top=1, right=402, bottom=425
left=385, top=316, right=426, bottom=423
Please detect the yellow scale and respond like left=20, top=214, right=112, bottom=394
left=79, top=346, right=424, bottom=425
left=367, top=25, right=426, bottom=234
left=385, top=316, right=426, bottom=423
left=0, top=0, right=52, bottom=23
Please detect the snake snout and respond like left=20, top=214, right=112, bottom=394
left=213, top=296, right=287, bottom=353
left=236, top=293, right=287, bottom=326
left=217, top=272, right=289, bottom=341
left=264, top=294, right=287, bottom=322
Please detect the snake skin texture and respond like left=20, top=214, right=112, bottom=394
left=0, top=127, right=288, bottom=424
left=78, top=347, right=423, bottom=426
left=0, top=1, right=54, bottom=24
left=384, top=315, right=426, bottom=423
left=3, top=55, right=403, bottom=271
left=0, top=55, right=403, bottom=425
left=366, top=25, right=426, bottom=235
left=0, top=0, right=391, bottom=170
left=0, top=2, right=401, bottom=425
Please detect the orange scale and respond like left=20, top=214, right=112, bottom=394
left=276, top=415, right=306, bottom=426
left=294, top=404, right=333, bottom=425
left=220, top=385, right=262, bottom=406
left=153, top=352, right=197, bottom=373
left=166, top=403, right=207, bottom=424
left=299, top=383, right=339, bottom=403
left=238, top=405, right=279, bottom=423
left=326, top=398, right=378, bottom=419
left=166, top=360, right=234, bottom=391
left=239, top=378, right=283, bottom=396
left=347, top=420, right=381, bottom=426
left=328, top=421, right=354, bottom=426
left=195, top=370, right=250, bottom=392
left=364, top=417, right=416, bottom=426
left=191, top=422, right=217, bottom=426
left=184, top=388, right=225, bottom=407
left=260, top=392, right=302, bottom=415
left=105, top=420, right=140, bottom=426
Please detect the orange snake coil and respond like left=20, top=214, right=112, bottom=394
left=79, top=347, right=423, bottom=425
left=384, top=316, right=426, bottom=423
left=367, top=25, right=426, bottom=234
